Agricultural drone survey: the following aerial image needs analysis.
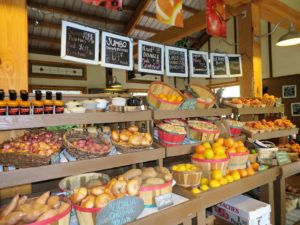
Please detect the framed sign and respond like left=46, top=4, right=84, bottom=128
left=291, top=103, right=300, bottom=116
left=210, top=53, right=228, bottom=78
left=138, top=40, right=164, bottom=75
left=165, top=46, right=188, bottom=77
left=189, top=50, right=210, bottom=78
left=227, top=54, right=242, bottom=77
left=282, top=85, right=297, bottom=98
left=101, top=31, right=133, bottom=71
left=61, top=20, right=99, bottom=65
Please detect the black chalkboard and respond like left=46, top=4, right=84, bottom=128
left=138, top=41, right=164, bottom=74
left=96, top=196, right=144, bottom=225
left=101, top=32, right=133, bottom=70
left=211, top=54, right=228, bottom=77
left=228, top=55, right=242, bottom=76
left=192, top=53, right=208, bottom=75
left=166, top=47, right=187, bottom=77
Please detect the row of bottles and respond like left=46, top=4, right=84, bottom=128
left=0, top=90, right=64, bottom=116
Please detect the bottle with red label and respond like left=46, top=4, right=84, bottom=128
left=54, top=92, right=64, bottom=114
left=7, top=90, right=19, bottom=115
left=33, top=91, right=44, bottom=115
left=0, top=90, right=6, bottom=116
left=44, top=91, right=54, bottom=114
left=19, top=90, right=31, bottom=115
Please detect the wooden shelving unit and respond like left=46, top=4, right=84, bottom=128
left=0, top=111, right=152, bottom=130
left=230, top=106, right=284, bottom=115
left=243, top=128, right=299, bottom=140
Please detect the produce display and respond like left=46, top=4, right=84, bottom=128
left=171, top=164, right=202, bottom=187
left=221, top=119, right=244, bottom=137
left=156, top=94, right=183, bottom=103
left=244, top=118, right=295, bottom=134
left=163, top=119, right=187, bottom=127
left=157, top=123, right=186, bottom=135
left=72, top=137, right=111, bottom=154
left=0, top=192, right=70, bottom=225
left=157, top=123, right=187, bottom=145
left=223, top=98, right=265, bottom=108
left=261, top=93, right=277, bottom=107
left=278, top=142, right=300, bottom=153
left=188, top=120, right=220, bottom=142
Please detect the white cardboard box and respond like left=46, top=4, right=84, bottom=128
left=213, top=195, right=271, bottom=225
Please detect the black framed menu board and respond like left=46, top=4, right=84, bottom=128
left=101, top=31, right=133, bottom=71
left=165, top=46, right=188, bottom=77
left=189, top=50, right=210, bottom=78
left=61, top=20, right=99, bottom=65
left=138, top=40, right=164, bottom=75
left=228, top=54, right=243, bottom=77
left=210, top=53, right=228, bottom=78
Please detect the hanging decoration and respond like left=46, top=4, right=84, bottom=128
left=206, top=0, right=226, bottom=37
left=156, top=0, right=184, bottom=28
left=82, top=0, right=122, bottom=11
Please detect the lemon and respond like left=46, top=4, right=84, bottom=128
left=200, top=177, right=209, bottom=185
left=219, top=177, right=228, bottom=185
left=177, top=165, right=186, bottom=172
left=212, top=142, right=222, bottom=148
left=191, top=188, right=201, bottom=194
left=225, top=175, right=234, bottom=183
left=213, top=146, right=226, bottom=156
left=200, top=184, right=209, bottom=191
left=204, top=149, right=214, bottom=159
left=190, top=165, right=197, bottom=171
left=211, top=170, right=222, bottom=180
left=230, top=171, right=241, bottom=181
left=171, top=165, right=178, bottom=171
left=209, top=179, right=221, bottom=189
left=202, top=142, right=211, bottom=149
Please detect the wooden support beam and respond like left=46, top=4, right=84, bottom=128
left=27, top=1, right=125, bottom=27
left=238, top=3, right=262, bottom=98
left=124, top=0, right=151, bottom=35
left=225, top=0, right=251, bottom=7
left=29, top=35, right=60, bottom=45
left=29, top=46, right=60, bottom=56
left=143, top=11, right=156, bottom=19
left=135, top=25, right=161, bottom=34
left=191, top=31, right=211, bottom=49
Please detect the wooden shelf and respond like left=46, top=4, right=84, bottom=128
left=153, top=108, right=232, bottom=120
left=0, top=111, right=152, bottom=130
left=0, top=146, right=165, bottom=188
left=243, top=128, right=299, bottom=140
left=281, top=160, right=300, bottom=178
left=231, top=106, right=284, bottom=115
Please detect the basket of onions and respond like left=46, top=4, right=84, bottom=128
left=111, top=125, right=153, bottom=153
left=63, top=130, right=112, bottom=160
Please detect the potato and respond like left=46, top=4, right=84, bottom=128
left=123, top=169, right=142, bottom=180
left=144, top=177, right=165, bottom=185
left=141, top=168, right=157, bottom=179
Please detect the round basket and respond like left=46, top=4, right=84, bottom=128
left=112, top=140, right=153, bottom=154
left=191, top=157, right=229, bottom=179
left=63, top=130, right=112, bottom=160
left=139, top=180, right=173, bottom=208
left=227, top=152, right=249, bottom=171
left=72, top=203, right=101, bottom=225
left=288, top=152, right=298, bottom=162
left=172, top=168, right=202, bottom=187
left=190, top=84, right=216, bottom=109
left=157, top=126, right=186, bottom=145
left=58, top=173, right=110, bottom=196
left=147, top=81, right=184, bottom=110
left=229, top=126, right=243, bottom=137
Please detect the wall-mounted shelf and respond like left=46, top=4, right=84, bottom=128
left=243, top=128, right=299, bottom=140
left=231, top=106, right=284, bottom=115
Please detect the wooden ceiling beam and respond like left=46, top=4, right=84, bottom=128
left=27, top=1, right=125, bottom=27
left=143, top=11, right=156, bottom=19
left=225, top=0, right=251, bottom=8
left=124, top=0, right=151, bottom=35
left=29, top=46, right=60, bottom=56
left=29, top=35, right=60, bottom=45
left=135, top=25, right=161, bottom=34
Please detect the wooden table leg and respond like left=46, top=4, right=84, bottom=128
left=158, top=158, right=163, bottom=167
left=197, top=208, right=206, bottom=225
left=274, top=176, right=286, bottom=225
left=260, top=182, right=275, bottom=224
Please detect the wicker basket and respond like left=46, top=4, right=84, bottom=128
left=58, top=173, right=110, bottom=196
left=72, top=203, right=101, bottom=225
left=63, top=130, right=112, bottom=160
left=190, top=84, right=216, bottom=109
left=288, top=152, right=299, bottom=162
left=172, top=168, right=202, bottom=187
left=147, top=81, right=184, bottom=110
left=227, top=152, right=249, bottom=171
left=112, top=140, right=153, bottom=154
left=139, top=180, right=173, bottom=207
left=188, top=121, right=220, bottom=142
left=255, top=141, right=278, bottom=159
left=191, top=157, right=229, bottom=179
left=157, top=126, right=186, bottom=145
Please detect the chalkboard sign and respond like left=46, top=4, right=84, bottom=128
left=101, top=32, right=133, bottom=71
left=275, top=151, right=291, bottom=166
left=138, top=40, right=164, bottom=75
left=189, top=50, right=210, bottom=78
left=228, top=54, right=242, bottom=77
left=61, top=21, right=99, bottom=65
left=210, top=53, right=228, bottom=78
left=165, top=46, right=188, bottom=77
left=96, top=196, right=144, bottom=225
left=155, top=193, right=174, bottom=210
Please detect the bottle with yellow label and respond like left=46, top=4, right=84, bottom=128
left=0, top=90, right=6, bottom=116
left=33, top=91, right=44, bottom=115
left=19, top=90, right=31, bottom=115
left=7, top=90, right=19, bottom=115
left=54, top=92, right=64, bottom=114
left=44, top=91, right=54, bottom=114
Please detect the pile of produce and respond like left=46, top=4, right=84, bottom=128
left=0, top=131, right=62, bottom=156
left=163, top=119, right=187, bottom=127
left=72, top=138, right=110, bottom=154
left=278, top=142, right=300, bottom=153
left=157, top=123, right=187, bottom=135
left=244, top=119, right=295, bottom=133
left=111, top=125, right=152, bottom=147
left=261, top=93, right=277, bottom=106
left=286, top=185, right=300, bottom=196
left=0, top=192, right=70, bottom=225
left=156, top=94, right=183, bottom=103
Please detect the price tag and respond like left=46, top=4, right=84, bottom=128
left=276, top=151, right=291, bottom=166
left=155, top=193, right=174, bottom=210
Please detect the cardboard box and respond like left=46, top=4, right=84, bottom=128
left=212, top=195, right=271, bottom=225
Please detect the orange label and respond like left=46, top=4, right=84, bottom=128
left=0, top=106, right=6, bottom=116
left=20, top=107, right=30, bottom=115
left=55, top=106, right=64, bottom=114
left=44, top=105, right=54, bottom=114
left=34, top=106, right=43, bottom=114
left=8, top=107, right=19, bottom=115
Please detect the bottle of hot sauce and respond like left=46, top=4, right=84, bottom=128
left=33, top=91, right=44, bottom=115
left=44, top=91, right=54, bottom=114
left=0, top=90, right=6, bottom=116
left=54, top=92, right=64, bottom=114
left=19, top=90, right=31, bottom=115
left=7, top=90, right=19, bottom=115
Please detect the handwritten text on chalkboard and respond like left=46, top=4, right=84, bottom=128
left=165, top=46, right=188, bottom=77
left=61, top=21, right=99, bottom=65
left=211, top=53, right=228, bottom=78
left=138, top=40, right=164, bottom=75
left=101, top=32, right=133, bottom=71
left=228, top=54, right=242, bottom=77
left=189, top=51, right=210, bottom=77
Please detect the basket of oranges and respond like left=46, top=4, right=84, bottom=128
left=147, top=81, right=184, bottom=110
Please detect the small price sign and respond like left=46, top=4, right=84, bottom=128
left=276, top=151, right=291, bottom=166
left=155, top=193, right=174, bottom=210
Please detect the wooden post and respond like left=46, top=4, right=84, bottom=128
left=0, top=0, right=28, bottom=92
left=237, top=3, right=262, bottom=98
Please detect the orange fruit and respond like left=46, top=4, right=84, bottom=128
left=236, top=141, right=244, bottom=147
left=195, top=145, right=205, bottom=154
left=247, top=167, right=255, bottom=176
left=251, top=162, right=259, bottom=171
left=216, top=138, right=225, bottom=146
left=224, top=138, right=234, bottom=148
left=239, top=169, right=248, bottom=177
left=227, top=147, right=237, bottom=154
left=236, top=146, right=247, bottom=153
left=233, top=142, right=239, bottom=148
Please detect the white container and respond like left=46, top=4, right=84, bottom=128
left=66, top=100, right=82, bottom=109
left=95, top=99, right=109, bottom=109
left=112, top=97, right=126, bottom=106
left=82, top=100, right=97, bottom=110
left=70, top=106, right=86, bottom=113
left=213, top=195, right=271, bottom=225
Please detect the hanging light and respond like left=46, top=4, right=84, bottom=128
left=110, top=76, right=122, bottom=88
left=276, top=23, right=300, bottom=46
